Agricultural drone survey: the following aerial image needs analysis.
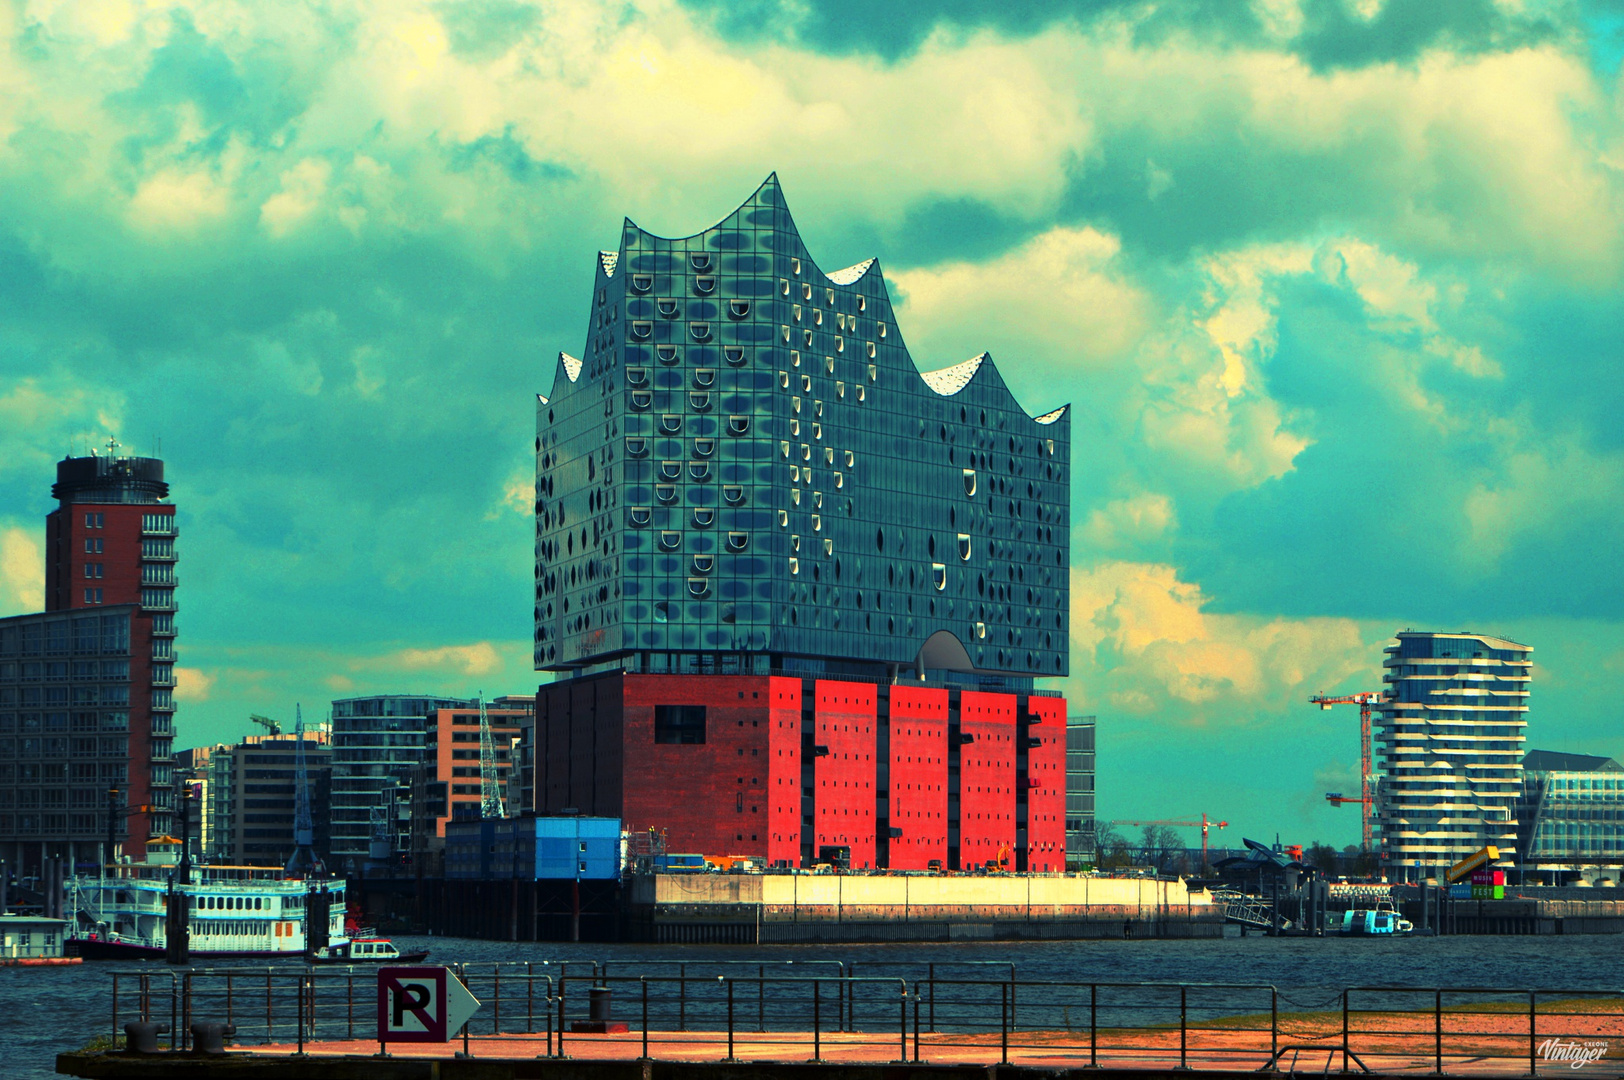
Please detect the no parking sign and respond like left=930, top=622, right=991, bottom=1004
left=377, top=966, right=481, bottom=1043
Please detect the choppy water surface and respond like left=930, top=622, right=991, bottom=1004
left=9, top=933, right=1619, bottom=1080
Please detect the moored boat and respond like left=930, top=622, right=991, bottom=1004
left=308, top=935, right=428, bottom=964
left=68, top=837, right=347, bottom=961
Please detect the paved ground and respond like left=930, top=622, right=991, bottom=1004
left=243, top=1025, right=1621, bottom=1075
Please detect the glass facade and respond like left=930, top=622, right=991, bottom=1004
left=535, top=175, right=1070, bottom=681
left=0, top=608, right=139, bottom=845
left=1518, top=753, right=1624, bottom=876
left=1376, top=631, right=1530, bottom=882
left=1065, top=714, right=1096, bottom=868
left=328, top=694, right=472, bottom=869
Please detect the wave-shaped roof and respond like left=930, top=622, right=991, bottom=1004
left=826, top=258, right=875, bottom=285
left=920, top=354, right=986, bottom=397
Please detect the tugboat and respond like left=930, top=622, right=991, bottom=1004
left=308, top=933, right=428, bottom=965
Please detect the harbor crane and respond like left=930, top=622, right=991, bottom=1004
left=1109, top=814, right=1229, bottom=868
left=283, top=704, right=325, bottom=877
left=1309, top=691, right=1388, bottom=852
left=478, top=692, right=506, bottom=819
left=249, top=713, right=281, bottom=736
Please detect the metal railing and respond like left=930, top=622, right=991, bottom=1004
left=106, top=964, right=1624, bottom=1073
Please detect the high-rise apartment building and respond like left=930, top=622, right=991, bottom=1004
left=1375, top=631, right=1530, bottom=882
left=409, top=697, right=533, bottom=876
left=0, top=449, right=177, bottom=874
left=205, top=732, right=331, bottom=866
left=328, top=694, right=472, bottom=870
left=533, top=177, right=1070, bottom=870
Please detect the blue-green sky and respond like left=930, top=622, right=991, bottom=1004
left=1, top=0, right=1621, bottom=850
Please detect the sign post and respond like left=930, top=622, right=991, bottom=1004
left=377, top=966, right=481, bottom=1054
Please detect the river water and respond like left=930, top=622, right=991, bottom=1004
left=11, top=932, right=1619, bottom=1080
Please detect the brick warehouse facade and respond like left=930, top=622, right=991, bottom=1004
left=533, top=178, right=1071, bottom=871
left=535, top=672, right=1066, bottom=871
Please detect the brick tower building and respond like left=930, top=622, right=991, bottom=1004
left=534, top=177, right=1070, bottom=871
left=0, top=445, right=177, bottom=873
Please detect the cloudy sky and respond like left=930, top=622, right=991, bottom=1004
left=1, top=0, right=1621, bottom=850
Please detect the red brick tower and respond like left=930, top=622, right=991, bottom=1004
left=44, top=443, right=177, bottom=851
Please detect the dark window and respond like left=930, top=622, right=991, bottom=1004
left=654, top=705, right=706, bottom=745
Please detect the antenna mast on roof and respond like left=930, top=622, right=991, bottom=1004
left=478, top=692, right=505, bottom=819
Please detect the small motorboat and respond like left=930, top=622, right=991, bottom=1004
left=1338, top=908, right=1413, bottom=935
left=308, top=936, right=428, bottom=964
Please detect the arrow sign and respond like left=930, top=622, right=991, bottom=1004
left=377, top=966, right=481, bottom=1043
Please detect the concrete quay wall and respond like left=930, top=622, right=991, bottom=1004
left=628, top=874, right=1223, bottom=943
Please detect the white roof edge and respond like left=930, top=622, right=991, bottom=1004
left=1033, top=406, right=1067, bottom=426
left=537, top=392, right=549, bottom=405
left=825, top=258, right=876, bottom=285
left=919, top=353, right=986, bottom=397
left=599, top=251, right=619, bottom=278
left=559, top=352, right=583, bottom=383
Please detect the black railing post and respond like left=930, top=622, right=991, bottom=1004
left=1179, top=984, right=1187, bottom=1070
left=1001, top=981, right=1009, bottom=1065
left=1528, top=991, right=1537, bottom=1078
left=640, top=977, right=649, bottom=1060
left=758, top=965, right=765, bottom=1032
left=557, top=975, right=566, bottom=1059
left=225, top=972, right=233, bottom=1034
left=1434, top=989, right=1443, bottom=1074
left=813, top=979, right=822, bottom=1062
left=296, top=973, right=305, bottom=1056
left=1271, top=987, right=1278, bottom=1068
left=726, top=978, right=737, bottom=1062
left=1090, top=983, right=1098, bottom=1068
left=912, top=981, right=921, bottom=1063
left=679, top=963, right=687, bottom=1032
left=899, top=980, right=908, bottom=1063
left=347, top=971, right=354, bottom=1039
left=1342, top=989, right=1350, bottom=1072
left=928, top=963, right=936, bottom=1033
left=494, top=968, right=501, bottom=1034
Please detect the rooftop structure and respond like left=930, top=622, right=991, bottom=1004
left=535, top=174, right=1069, bottom=685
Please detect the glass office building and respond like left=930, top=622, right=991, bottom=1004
left=1517, top=749, right=1624, bottom=882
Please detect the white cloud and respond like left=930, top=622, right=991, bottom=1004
left=0, top=525, right=43, bottom=616
left=1080, top=493, right=1176, bottom=550
left=1069, top=560, right=1373, bottom=718
left=889, top=226, right=1149, bottom=374
left=389, top=641, right=504, bottom=676
left=173, top=666, right=214, bottom=703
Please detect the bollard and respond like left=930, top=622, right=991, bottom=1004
left=589, top=986, right=613, bottom=1023
left=189, top=1022, right=236, bottom=1055
left=123, top=1021, right=170, bottom=1055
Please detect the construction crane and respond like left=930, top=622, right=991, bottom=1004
left=478, top=692, right=506, bottom=819
left=249, top=714, right=281, bottom=736
left=283, top=704, right=325, bottom=877
left=1109, top=814, right=1229, bottom=868
left=1309, top=691, right=1388, bottom=852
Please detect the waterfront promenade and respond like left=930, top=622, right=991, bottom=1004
left=56, top=962, right=1623, bottom=1078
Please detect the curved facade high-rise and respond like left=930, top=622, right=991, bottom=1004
left=534, top=174, right=1069, bottom=682
left=1375, top=631, right=1530, bottom=882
